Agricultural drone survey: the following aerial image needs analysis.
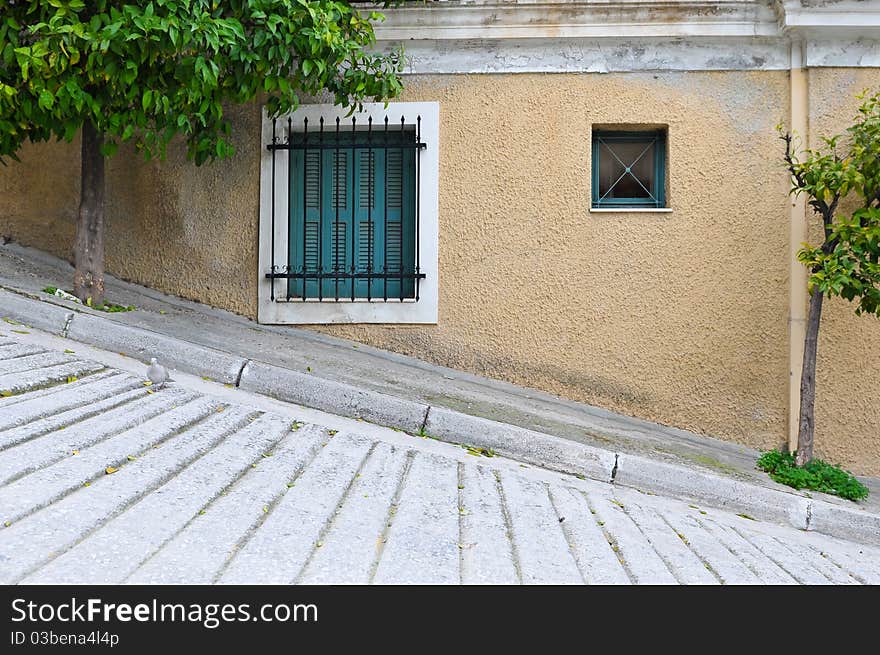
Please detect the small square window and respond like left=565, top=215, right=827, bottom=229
left=592, top=130, right=666, bottom=209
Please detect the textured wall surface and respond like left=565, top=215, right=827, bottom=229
left=806, top=68, right=880, bottom=474
left=1, top=70, right=878, bottom=473
left=0, top=130, right=79, bottom=260
left=320, top=71, right=793, bottom=460
left=0, top=102, right=262, bottom=318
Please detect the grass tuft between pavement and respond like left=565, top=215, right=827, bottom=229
left=757, top=449, right=869, bottom=501
left=43, top=286, right=135, bottom=313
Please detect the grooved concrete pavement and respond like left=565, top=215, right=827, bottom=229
left=1, top=331, right=878, bottom=585
left=4, top=242, right=878, bottom=506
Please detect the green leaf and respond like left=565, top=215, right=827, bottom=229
left=38, top=89, right=54, bottom=111
left=100, top=140, right=118, bottom=157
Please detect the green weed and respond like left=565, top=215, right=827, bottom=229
left=757, top=450, right=868, bottom=501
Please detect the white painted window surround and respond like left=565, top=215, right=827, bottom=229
left=258, top=101, right=440, bottom=325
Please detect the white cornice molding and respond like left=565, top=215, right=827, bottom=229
left=778, top=1, right=880, bottom=37
left=386, top=37, right=791, bottom=72
left=375, top=1, right=782, bottom=40
left=805, top=38, right=880, bottom=66
left=371, top=1, right=880, bottom=71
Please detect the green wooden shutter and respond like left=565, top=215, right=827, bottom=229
left=288, top=147, right=322, bottom=299
left=354, top=148, right=376, bottom=299
left=383, top=145, right=417, bottom=300
left=325, top=146, right=352, bottom=299
left=289, top=129, right=416, bottom=300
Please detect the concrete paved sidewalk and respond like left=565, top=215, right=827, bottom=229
left=0, top=241, right=878, bottom=546
left=1, top=329, right=878, bottom=585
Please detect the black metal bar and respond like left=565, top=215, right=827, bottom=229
left=383, top=116, right=389, bottom=302
left=415, top=115, right=421, bottom=302
left=399, top=115, right=405, bottom=302
left=300, top=116, right=306, bottom=301
left=350, top=116, right=356, bottom=302
left=266, top=272, right=426, bottom=280
left=334, top=116, right=341, bottom=302
left=268, top=112, right=428, bottom=304
left=270, top=118, right=277, bottom=302
left=318, top=117, right=324, bottom=302
left=269, top=142, right=426, bottom=151
left=367, top=116, right=373, bottom=303
left=282, top=116, right=293, bottom=300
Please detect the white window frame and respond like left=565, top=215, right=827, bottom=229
left=257, top=101, right=439, bottom=324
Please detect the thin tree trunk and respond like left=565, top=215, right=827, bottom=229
left=796, top=286, right=824, bottom=466
left=74, top=121, right=106, bottom=307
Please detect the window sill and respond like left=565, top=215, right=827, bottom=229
left=589, top=207, right=672, bottom=213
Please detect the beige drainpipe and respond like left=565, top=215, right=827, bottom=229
left=788, top=39, right=809, bottom=453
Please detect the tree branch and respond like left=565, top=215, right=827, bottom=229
left=782, top=132, right=807, bottom=189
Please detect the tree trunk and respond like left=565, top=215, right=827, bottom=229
left=796, top=286, right=825, bottom=466
left=73, top=121, right=105, bottom=307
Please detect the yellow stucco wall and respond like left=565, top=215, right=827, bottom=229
left=321, top=70, right=794, bottom=459
left=806, top=68, right=880, bottom=474
left=1, top=69, right=878, bottom=474
left=0, top=102, right=263, bottom=318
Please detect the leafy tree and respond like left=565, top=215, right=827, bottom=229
left=0, top=0, right=403, bottom=306
left=781, top=90, right=880, bottom=466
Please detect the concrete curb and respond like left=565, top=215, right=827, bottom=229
left=1, top=289, right=73, bottom=334
left=426, top=405, right=880, bottom=545
left=1, top=289, right=246, bottom=385
left=2, top=287, right=879, bottom=546
left=614, top=453, right=811, bottom=530
left=424, top=405, right=616, bottom=484
left=238, top=360, right=429, bottom=434
left=808, top=499, right=880, bottom=547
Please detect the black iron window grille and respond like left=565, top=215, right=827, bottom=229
left=266, top=114, right=427, bottom=302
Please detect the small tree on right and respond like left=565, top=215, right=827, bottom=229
left=781, top=90, right=880, bottom=467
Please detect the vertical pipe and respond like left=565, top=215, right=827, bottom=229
left=789, top=39, right=810, bottom=454
left=270, top=118, right=277, bottom=302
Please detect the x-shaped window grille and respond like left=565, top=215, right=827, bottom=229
left=592, top=131, right=665, bottom=208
